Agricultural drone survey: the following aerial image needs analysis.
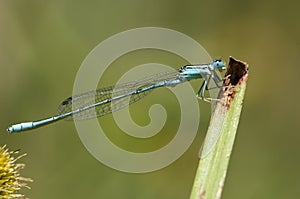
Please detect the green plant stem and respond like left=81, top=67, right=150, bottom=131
left=189, top=57, right=248, bottom=199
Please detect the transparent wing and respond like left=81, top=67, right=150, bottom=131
left=57, top=70, right=179, bottom=121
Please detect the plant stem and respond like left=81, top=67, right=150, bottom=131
left=189, top=57, right=248, bottom=199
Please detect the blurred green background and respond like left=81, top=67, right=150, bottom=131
left=1, top=0, right=299, bottom=198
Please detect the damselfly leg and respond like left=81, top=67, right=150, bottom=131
left=196, top=73, right=233, bottom=102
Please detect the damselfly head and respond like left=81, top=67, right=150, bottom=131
left=212, top=59, right=226, bottom=71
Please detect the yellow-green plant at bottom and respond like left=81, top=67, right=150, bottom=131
left=0, top=145, right=32, bottom=198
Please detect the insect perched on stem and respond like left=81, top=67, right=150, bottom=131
left=7, top=60, right=226, bottom=133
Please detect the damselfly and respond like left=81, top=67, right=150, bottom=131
left=7, top=60, right=226, bottom=133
